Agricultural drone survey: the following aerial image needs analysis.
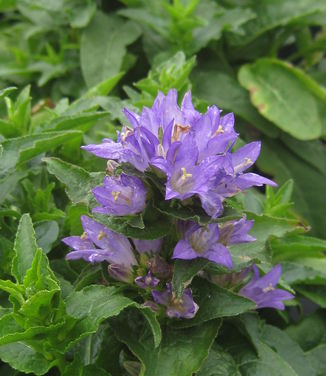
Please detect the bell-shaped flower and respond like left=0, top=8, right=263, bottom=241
left=62, top=216, right=137, bottom=269
left=92, top=174, right=146, bottom=216
left=172, top=222, right=232, bottom=269
left=239, top=264, right=294, bottom=310
left=152, top=283, right=198, bottom=319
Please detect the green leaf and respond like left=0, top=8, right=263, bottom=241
left=35, top=221, right=59, bottom=254
left=81, top=11, right=141, bottom=87
left=306, top=344, right=326, bottom=375
left=0, top=86, right=17, bottom=100
left=240, top=314, right=311, bottom=376
left=257, top=139, right=326, bottom=238
left=43, top=157, right=105, bottom=206
left=172, top=259, right=209, bottom=298
left=65, top=285, right=137, bottom=348
left=112, top=308, right=220, bottom=376
left=192, top=67, right=279, bottom=138
left=270, top=235, right=326, bottom=262
left=12, top=214, right=38, bottom=284
left=229, top=213, right=303, bottom=270
left=197, top=344, right=240, bottom=376
left=82, top=72, right=125, bottom=99
left=238, top=58, right=325, bottom=140
left=286, top=311, right=326, bottom=351
left=94, top=204, right=172, bottom=240
left=296, top=285, right=326, bottom=308
left=174, top=278, right=255, bottom=328
left=0, top=342, right=56, bottom=376
left=229, top=0, right=326, bottom=46
left=0, top=130, right=82, bottom=178
left=281, top=259, right=326, bottom=285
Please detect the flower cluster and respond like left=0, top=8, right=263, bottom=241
left=62, top=90, right=293, bottom=319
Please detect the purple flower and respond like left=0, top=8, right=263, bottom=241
left=172, top=222, right=232, bottom=269
left=135, top=270, right=160, bottom=289
left=152, top=283, right=198, bottom=319
left=92, top=174, right=146, bottom=216
left=132, top=238, right=163, bottom=254
left=219, top=217, right=255, bottom=245
left=62, top=216, right=137, bottom=268
left=239, top=264, right=294, bottom=310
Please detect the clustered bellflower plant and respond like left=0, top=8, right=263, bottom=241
left=63, top=89, right=294, bottom=319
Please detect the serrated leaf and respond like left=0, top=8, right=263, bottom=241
left=0, top=342, right=56, bottom=375
left=43, top=157, right=105, bottom=206
left=238, top=59, right=325, bottom=140
left=12, top=214, right=38, bottom=284
left=0, top=130, right=82, bottom=178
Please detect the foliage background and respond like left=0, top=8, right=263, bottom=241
left=0, top=0, right=326, bottom=375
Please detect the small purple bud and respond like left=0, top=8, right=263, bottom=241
left=152, top=283, right=199, bottom=319
left=108, top=264, right=134, bottom=283
left=135, top=270, right=160, bottom=289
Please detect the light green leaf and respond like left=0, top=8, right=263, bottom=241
left=0, top=130, right=82, bottom=178
left=0, top=342, right=56, bottom=375
left=81, top=11, right=141, bottom=87
left=12, top=214, right=38, bottom=284
left=43, top=157, right=105, bottom=206
left=238, top=59, right=325, bottom=140
left=257, top=139, right=326, bottom=238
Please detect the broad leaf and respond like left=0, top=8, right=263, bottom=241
left=81, top=11, right=141, bottom=87
left=238, top=59, right=325, bottom=140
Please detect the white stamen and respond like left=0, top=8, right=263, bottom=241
left=80, top=232, right=87, bottom=240
left=111, top=191, right=121, bottom=202
left=97, top=230, right=106, bottom=240
left=263, top=283, right=275, bottom=293
left=181, top=167, right=192, bottom=181
left=234, top=157, right=252, bottom=173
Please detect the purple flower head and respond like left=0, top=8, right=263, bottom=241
left=172, top=222, right=232, bottom=269
left=152, top=283, right=199, bottom=319
left=135, top=270, right=160, bottom=289
left=132, top=238, right=163, bottom=254
left=62, top=216, right=137, bottom=269
left=92, top=174, right=146, bottom=216
left=239, top=264, right=294, bottom=310
left=219, top=217, right=255, bottom=245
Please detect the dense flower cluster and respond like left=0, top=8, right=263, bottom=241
left=62, top=90, right=293, bottom=319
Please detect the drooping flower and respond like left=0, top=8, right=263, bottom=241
left=172, top=222, right=232, bottom=269
left=135, top=270, right=160, bottom=289
left=152, top=283, right=198, bottom=319
left=132, top=238, right=163, bottom=254
left=92, top=174, right=146, bottom=216
left=62, top=215, right=137, bottom=268
left=239, top=264, right=294, bottom=310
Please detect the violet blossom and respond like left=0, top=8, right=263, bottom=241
left=239, top=264, right=294, bottom=310
left=172, top=222, right=233, bottom=269
left=152, top=283, right=198, bottom=319
left=62, top=215, right=137, bottom=269
left=92, top=174, right=146, bottom=216
left=135, top=271, right=160, bottom=289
